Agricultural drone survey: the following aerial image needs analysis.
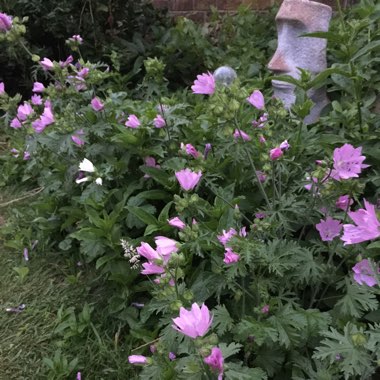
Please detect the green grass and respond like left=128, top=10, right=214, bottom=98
left=0, top=192, right=138, bottom=379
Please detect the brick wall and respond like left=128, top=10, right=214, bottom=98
left=152, top=0, right=356, bottom=22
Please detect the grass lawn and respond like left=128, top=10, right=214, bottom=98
left=0, top=192, right=137, bottom=379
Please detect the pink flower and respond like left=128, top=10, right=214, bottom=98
left=280, top=140, right=290, bottom=150
left=247, top=90, right=265, bottom=110
left=261, top=305, right=270, bottom=314
left=336, top=195, right=353, bottom=211
left=352, top=259, right=379, bottom=287
left=32, top=103, right=55, bottom=133
left=91, top=97, right=104, bottom=112
left=59, top=55, right=73, bottom=68
left=191, top=72, right=215, bottom=95
left=233, top=129, right=251, bottom=141
left=175, top=168, right=202, bottom=191
left=11, top=148, right=19, bottom=157
left=204, top=347, right=224, bottom=380
left=77, top=67, right=89, bottom=78
left=76, top=372, right=81, bottom=380
left=217, top=228, right=237, bottom=246
left=0, top=82, right=5, bottom=95
left=341, top=200, right=380, bottom=245
left=128, top=355, right=148, bottom=365
left=239, top=226, right=247, bottom=237
left=23, top=151, right=30, bottom=160
left=23, top=248, right=29, bottom=261
left=69, top=34, right=83, bottom=44
left=141, top=262, right=165, bottom=275
left=256, top=170, right=267, bottom=183
left=32, top=82, right=45, bottom=93
left=137, top=242, right=160, bottom=261
left=304, top=176, right=318, bottom=192
left=168, top=217, right=186, bottom=230
left=183, top=143, right=199, bottom=158
left=204, top=143, right=212, bottom=159
left=17, top=102, right=34, bottom=121
left=0, top=13, right=12, bottom=32
left=10, top=118, right=22, bottom=129
left=255, top=212, right=266, bottom=219
left=172, top=303, right=213, bottom=339
left=332, top=144, right=368, bottom=180
left=316, top=217, right=342, bottom=241
left=125, top=114, right=141, bottom=128
left=31, top=94, right=43, bottom=105
left=71, top=135, right=85, bottom=146
left=168, top=352, right=176, bottom=361
left=223, top=247, right=240, bottom=264
left=259, top=136, right=266, bottom=144
left=153, top=114, right=165, bottom=128
left=269, top=147, right=283, bottom=160
left=155, top=236, right=179, bottom=257
left=40, top=57, right=54, bottom=71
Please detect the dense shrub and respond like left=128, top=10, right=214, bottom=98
left=1, top=1, right=380, bottom=378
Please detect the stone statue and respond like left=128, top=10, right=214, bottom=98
left=268, top=0, right=332, bottom=124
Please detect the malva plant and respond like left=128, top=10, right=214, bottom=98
left=1, top=3, right=380, bottom=379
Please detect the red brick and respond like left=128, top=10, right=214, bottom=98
left=171, top=0, right=194, bottom=11
left=193, top=0, right=217, bottom=11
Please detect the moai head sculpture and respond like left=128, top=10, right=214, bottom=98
left=268, top=0, right=332, bottom=124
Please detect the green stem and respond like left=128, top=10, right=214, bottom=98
left=234, top=280, right=256, bottom=303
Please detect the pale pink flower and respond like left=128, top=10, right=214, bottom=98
left=261, top=305, right=270, bottom=314
left=11, top=148, right=19, bottom=157
left=136, top=242, right=160, bottom=261
left=40, top=57, right=54, bottom=71
left=153, top=114, right=165, bottom=128
left=352, top=259, right=379, bottom=287
left=217, top=228, right=237, bottom=246
left=71, top=135, right=85, bottom=146
left=204, top=347, right=224, bottom=380
left=76, top=371, right=81, bottom=380
left=0, top=82, right=5, bottom=94
left=256, top=170, right=267, bottom=183
left=32, top=104, right=55, bottom=133
left=77, top=67, right=89, bottom=78
left=191, top=72, right=215, bottom=95
left=31, top=94, right=43, bottom=105
left=69, top=34, right=83, bottom=44
left=59, top=55, right=73, bottom=68
left=168, top=217, right=186, bottom=230
left=304, top=176, right=318, bottom=192
left=280, top=140, right=290, bottom=150
left=184, top=143, right=199, bottom=158
left=175, top=168, right=202, bottom=191
left=233, top=129, right=251, bottom=141
left=10, top=118, right=22, bottom=129
left=125, top=114, right=141, bottom=128
left=17, top=102, right=34, bottom=121
left=247, top=90, right=265, bottom=110
left=155, top=236, right=179, bottom=257
left=336, top=195, right=353, bottom=211
left=259, top=135, right=266, bottom=144
left=0, top=13, right=12, bottom=32
left=172, top=303, right=213, bottom=339
left=91, top=97, right=104, bottom=112
left=239, top=226, right=247, bottom=237
left=32, top=82, right=45, bottom=93
left=23, top=248, right=29, bottom=261
left=332, top=144, right=368, bottom=180
left=223, top=247, right=240, bottom=264
left=141, top=262, right=165, bottom=275
left=23, top=151, right=30, bottom=160
left=316, top=217, right=342, bottom=241
left=341, top=200, right=380, bottom=245
left=128, top=355, right=148, bottom=364
left=269, top=147, right=283, bottom=160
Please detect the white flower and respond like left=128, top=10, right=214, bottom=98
left=75, top=177, right=90, bottom=184
left=95, top=177, right=103, bottom=186
left=79, top=158, right=95, bottom=172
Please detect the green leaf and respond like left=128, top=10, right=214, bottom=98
left=225, top=362, right=267, bottom=380
left=352, top=40, right=380, bottom=61
left=299, top=31, right=344, bottom=43
left=140, top=166, right=172, bottom=188
left=219, top=342, right=242, bottom=359
left=213, top=305, right=234, bottom=335
left=126, top=206, right=158, bottom=226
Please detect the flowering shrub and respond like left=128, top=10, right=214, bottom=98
left=1, top=1, right=380, bottom=379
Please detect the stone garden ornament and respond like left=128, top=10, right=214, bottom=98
left=268, top=0, right=332, bottom=124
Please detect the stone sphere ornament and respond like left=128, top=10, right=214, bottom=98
left=213, top=66, right=237, bottom=86
left=268, top=0, right=332, bottom=124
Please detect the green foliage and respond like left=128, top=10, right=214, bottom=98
left=1, top=0, right=380, bottom=378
